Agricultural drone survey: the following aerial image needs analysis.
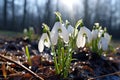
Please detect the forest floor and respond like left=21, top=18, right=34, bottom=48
left=0, top=30, right=120, bottom=80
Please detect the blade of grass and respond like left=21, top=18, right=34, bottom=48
left=25, top=46, right=32, bottom=66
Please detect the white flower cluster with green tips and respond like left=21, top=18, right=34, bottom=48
left=38, top=22, right=111, bottom=53
left=90, top=23, right=112, bottom=55
left=38, top=12, right=112, bottom=78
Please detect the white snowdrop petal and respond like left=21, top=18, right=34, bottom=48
left=38, top=33, right=46, bottom=52
left=79, top=27, right=85, bottom=34
left=92, top=29, right=98, bottom=39
left=76, top=32, right=86, bottom=48
left=60, top=25, right=69, bottom=43
left=50, top=31, right=58, bottom=45
left=101, top=37, right=108, bottom=51
left=80, top=26, right=92, bottom=43
left=98, top=37, right=108, bottom=51
left=52, top=22, right=61, bottom=33
left=50, top=22, right=62, bottom=45
left=38, top=40, right=44, bottom=52
left=85, top=29, right=92, bottom=43
left=44, top=34, right=51, bottom=48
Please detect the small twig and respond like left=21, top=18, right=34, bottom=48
left=0, top=54, right=44, bottom=80
left=89, top=71, right=120, bottom=80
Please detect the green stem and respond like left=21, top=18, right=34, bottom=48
left=25, top=46, right=32, bottom=66
left=51, top=45, right=60, bottom=74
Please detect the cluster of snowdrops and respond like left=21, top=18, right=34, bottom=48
left=38, top=12, right=112, bottom=78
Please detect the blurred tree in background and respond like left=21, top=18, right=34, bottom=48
left=0, top=0, right=120, bottom=39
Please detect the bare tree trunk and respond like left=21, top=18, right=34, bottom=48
left=44, top=0, right=51, bottom=25
left=56, top=0, right=59, bottom=11
left=22, top=0, right=27, bottom=30
left=3, top=0, right=7, bottom=28
left=36, top=0, right=41, bottom=22
left=12, top=0, right=15, bottom=30
left=35, top=0, right=42, bottom=34
left=109, top=1, right=113, bottom=30
left=83, top=0, right=90, bottom=28
left=94, top=0, right=100, bottom=23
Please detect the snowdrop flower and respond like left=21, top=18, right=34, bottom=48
left=98, top=30, right=104, bottom=38
left=23, top=28, right=27, bottom=34
left=67, top=25, right=74, bottom=36
left=80, top=26, right=92, bottom=43
left=94, top=23, right=99, bottom=27
left=98, top=33, right=110, bottom=51
left=38, top=33, right=50, bottom=52
left=76, top=26, right=92, bottom=48
left=98, top=37, right=108, bottom=51
left=92, top=29, right=99, bottom=39
left=50, top=22, right=69, bottom=45
left=76, top=32, right=86, bottom=48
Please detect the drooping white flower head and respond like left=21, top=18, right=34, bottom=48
left=76, top=26, right=92, bottom=48
left=23, top=28, right=28, bottom=34
left=80, top=26, right=92, bottom=43
left=98, top=30, right=104, bottom=38
left=98, top=32, right=111, bottom=51
left=92, top=29, right=99, bottom=39
left=98, top=37, right=108, bottom=51
left=38, top=33, right=50, bottom=52
left=50, top=22, right=69, bottom=45
left=76, top=32, right=86, bottom=48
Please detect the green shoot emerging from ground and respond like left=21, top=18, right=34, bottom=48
left=25, top=46, right=32, bottom=66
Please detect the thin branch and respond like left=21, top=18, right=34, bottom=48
left=89, top=71, right=120, bottom=80
left=0, top=54, right=44, bottom=80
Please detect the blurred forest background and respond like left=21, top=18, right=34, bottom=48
left=0, top=0, right=120, bottom=39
